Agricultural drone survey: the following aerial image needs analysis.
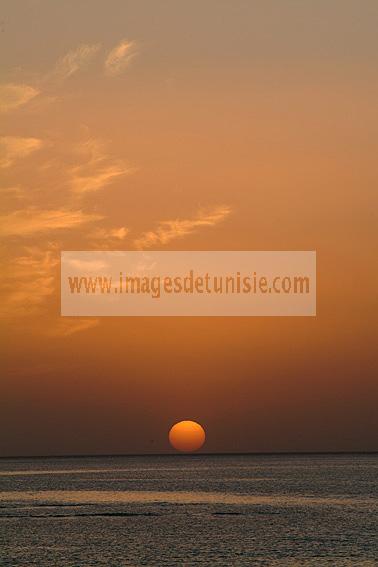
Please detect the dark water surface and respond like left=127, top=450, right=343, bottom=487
left=0, top=454, right=377, bottom=566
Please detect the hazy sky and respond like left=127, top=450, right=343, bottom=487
left=1, top=1, right=377, bottom=455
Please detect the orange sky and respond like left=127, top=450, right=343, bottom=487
left=1, top=1, right=377, bottom=455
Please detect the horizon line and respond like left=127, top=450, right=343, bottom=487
left=1, top=450, right=377, bottom=460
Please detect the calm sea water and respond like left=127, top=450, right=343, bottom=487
left=0, top=454, right=376, bottom=566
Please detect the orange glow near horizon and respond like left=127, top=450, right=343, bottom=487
left=169, top=421, right=206, bottom=453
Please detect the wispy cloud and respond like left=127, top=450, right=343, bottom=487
left=70, top=137, right=133, bottom=193
left=50, top=43, right=101, bottom=82
left=88, top=226, right=129, bottom=248
left=66, top=258, right=109, bottom=271
left=0, top=246, right=59, bottom=317
left=1, top=186, right=24, bottom=199
left=134, top=205, right=232, bottom=249
left=0, top=208, right=103, bottom=237
left=0, top=39, right=138, bottom=116
left=0, top=83, right=40, bottom=113
left=0, top=45, right=100, bottom=116
left=0, top=136, right=44, bottom=168
left=71, top=164, right=129, bottom=194
left=104, top=40, right=137, bottom=76
left=50, top=318, right=100, bottom=337
left=0, top=246, right=99, bottom=336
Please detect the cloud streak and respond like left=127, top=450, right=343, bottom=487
left=104, top=40, right=137, bottom=76
left=0, top=136, right=44, bottom=168
left=0, top=208, right=103, bottom=237
left=134, top=205, right=232, bottom=249
left=0, top=83, right=40, bottom=113
left=88, top=226, right=129, bottom=248
left=70, top=137, right=133, bottom=193
left=0, top=44, right=100, bottom=117
left=50, top=43, right=101, bottom=82
left=70, top=163, right=129, bottom=194
left=1, top=246, right=99, bottom=336
left=50, top=318, right=100, bottom=337
left=0, top=246, right=59, bottom=317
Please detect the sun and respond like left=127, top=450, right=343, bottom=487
left=168, top=420, right=206, bottom=453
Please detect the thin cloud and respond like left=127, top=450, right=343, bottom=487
left=71, top=164, right=130, bottom=193
left=134, top=205, right=232, bottom=249
left=0, top=136, right=44, bottom=168
left=70, top=137, right=133, bottom=193
left=0, top=208, right=103, bottom=237
left=1, top=245, right=100, bottom=332
left=104, top=40, right=137, bottom=76
left=50, top=318, right=100, bottom=337
left=0, top=45, right=99, bottom=116
left=50, top=43, right=101, bottom=82
left=1, top=186, right=24, bottom=198
left=0, top=246, right=59, bottom=317
left=0, top=83, right=40, bottom=113
left=67, top=258, right=109, bottom=271
left=88, top=226, right=129, bottom=248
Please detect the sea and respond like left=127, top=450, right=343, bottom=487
left=0, top=454, right=377, bottom=566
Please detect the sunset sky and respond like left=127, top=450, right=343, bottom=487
left=1, top=1, right=377, bottom=456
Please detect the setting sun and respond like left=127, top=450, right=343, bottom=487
left=169, top=421, right=206, bottom=453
